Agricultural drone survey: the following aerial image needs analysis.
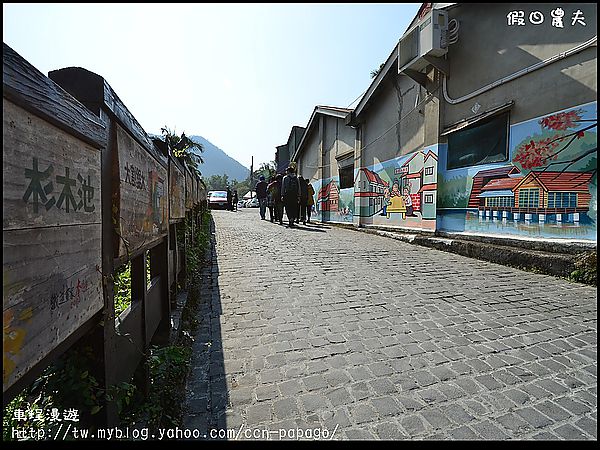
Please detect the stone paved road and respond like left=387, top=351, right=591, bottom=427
left=183, top=208, right=597, bottom=440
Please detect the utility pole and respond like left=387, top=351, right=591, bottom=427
left=250, top=155, right=254, bottom=199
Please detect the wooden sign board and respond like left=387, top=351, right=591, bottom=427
left=115, top=124, right=168, bottom=258
left=168, top=158, right=185, bottom=220
left=3, top=100, right=103, bottom=391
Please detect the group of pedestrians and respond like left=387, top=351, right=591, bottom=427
left=255, top=166, right=315, bottom=227
left=225, top=187, right=239, bottom=211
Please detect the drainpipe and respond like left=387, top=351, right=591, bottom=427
left=443, top=36, right=597, bottom=105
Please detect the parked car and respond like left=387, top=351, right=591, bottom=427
left=207, top=190, right=228, bottom=209
left=246, top=197, right=259, bottom=208
left=237, top=200, right=246, bottom=209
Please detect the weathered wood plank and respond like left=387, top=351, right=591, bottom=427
left=169, top=158, right=185, bottom=220
left=3, top=224, right=103, bottom=391
left=115, top=124, right=168, bottom=258
left=191, top=174, right=198, bottom=206
left=103, top=80, right=167, bottom=167
left=185, top=167, right=193, bottom=210
left=3, top=100, right=101, bottom=230
left=48, top=67, right=167, bottom=167
left=3, top=44, right=106, bottom=149
left=113, top=301, right=144, bottom=385
left=168, top=249, right=174, bottom=288
left=145, top=280, right=162, bottom=344
left=177, top=249, right=184, bottom=276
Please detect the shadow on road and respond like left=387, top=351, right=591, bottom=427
left=284, top=224, right=328, bottom=232
left=183, top=216, right=227, bottom=439
left=207, top=234, right=227, bottom=436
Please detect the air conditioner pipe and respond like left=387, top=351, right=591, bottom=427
left=443, top=35, right=597, bottom=104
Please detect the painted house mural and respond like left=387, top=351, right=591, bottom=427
left=355, top=167, right=388, bottom=218
left=312, top=177, right=354, bottom=223
left=437, top=102, right=597, bottom=240
left=353, top=145, right=439, bottom=231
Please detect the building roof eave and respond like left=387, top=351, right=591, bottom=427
left=292, top=106, right=352, bottom=163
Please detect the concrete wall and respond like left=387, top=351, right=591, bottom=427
left=360, top=74, right=425, bottom=168
left=442, top=3, right=597, bottom=127
left=320, top=115, right=356, bottom=223
left=297, top=126, right=319, bottom=183
left=295, top=113, right=356, bottom=224
left=275, top=144, right=289, bottom=174
left=290, top=126, right=305, bottom=158
left=437, top=3, right=597, bottom=242
left=354, top=71, right=435, bottom=231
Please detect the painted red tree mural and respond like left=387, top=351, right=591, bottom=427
left=512, top=109, right=597, bottom=182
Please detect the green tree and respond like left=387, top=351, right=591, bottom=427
left=161, top=126, right=204, bottom=178
left=253, top=161, right=277, bottom=181
left=205, top=174, right=229, bottom=190
left=370, top=62, right=385, bottom=79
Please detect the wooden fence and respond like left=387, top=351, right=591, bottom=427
left=2, top=43, right=207, bottom=423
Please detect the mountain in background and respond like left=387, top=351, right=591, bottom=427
left=189, top=135, right=249, bottom=181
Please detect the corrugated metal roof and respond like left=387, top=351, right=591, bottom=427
left=477, top=190, right=515, bottom=198
left=481, top=177, right=522, bottom=191
left=361, top=167, right=388, bottom=186
left=529, top=171, right=595, bottom=192
left=473, top=166, right=518, bottom=179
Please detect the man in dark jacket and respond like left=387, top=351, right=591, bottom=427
left=255, top=175, right=268, bottom=220
left=298, top=175, right=308, bottom=225
left=281, top=166, right=300, bottom=227
left=226, top=187, right=233, bottom=211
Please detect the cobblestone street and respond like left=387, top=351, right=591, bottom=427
left=183, top=208, right=597, bottom=440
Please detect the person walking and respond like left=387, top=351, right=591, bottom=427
left=255, top=175, right=268, bottom=220
left=305, top=178, right=315, bottom=223
left=281, top=166, right=300, bottom=227
left=226, top=186, right=233, bottom=211
left=232, top=189, right=239, bottom=211
left=298, top=175, right=308, bottom=225
left=266, top=176, right=278, bottom=222
left=273, top=174, right=284, bottom=225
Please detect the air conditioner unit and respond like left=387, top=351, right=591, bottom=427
left=398, top=9, right=448, bottom=75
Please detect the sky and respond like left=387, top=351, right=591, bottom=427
left=3, top=3, right=421, bottom=169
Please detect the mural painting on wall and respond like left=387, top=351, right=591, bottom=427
left=312, top=178, right=354, bottom=223
left=437, top=102, right=597, bottom=240
left=353, top=146, right=438, bottom=231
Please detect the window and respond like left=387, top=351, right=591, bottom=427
left=485, top=197, right=514, bottom=208
left=424, top=194, right=434, bottom=203
left=447, top=112, right=509, bottom=170
left=424, top=167, right=434, bottom=176
left=548, top=192, right=577, bottom=208
left=339, top=165, right=354, bottom=189
left=338, top=155, right=354, bottom=189
left=519, top=188, right=539, bottom=208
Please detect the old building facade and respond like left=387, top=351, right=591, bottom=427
left=287, top=2, right=596, bottom=243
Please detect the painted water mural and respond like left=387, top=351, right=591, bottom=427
left=437, top=102, right=597, bottom=241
